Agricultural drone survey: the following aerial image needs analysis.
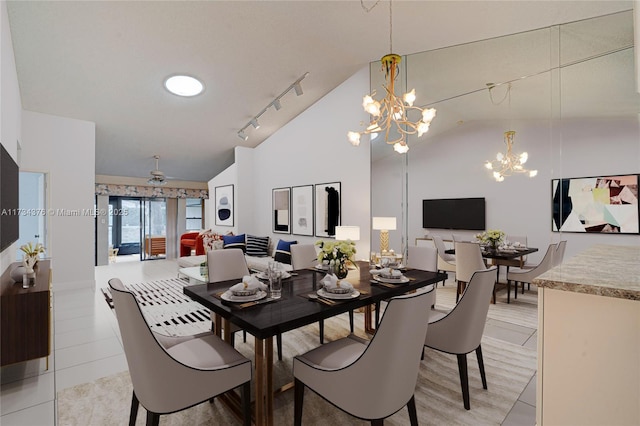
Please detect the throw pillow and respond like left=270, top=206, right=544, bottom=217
left=201, top=231, right=222, bottom=253
left=223, top=234, right=246, bottom=253
left=274, top=239, right=297, bottom=264
left=246, top=235, right=270, bottom=257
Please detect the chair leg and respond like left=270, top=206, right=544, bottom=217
left=476, top=345, right=488, bottom=390
left=129, top=392, right=139, bottom=426
left=521, top=282, right=525, bottom=294
left=243, top=330, right=247, bottom=343
left=514, top=281, right=518, bottom=300
left=146, top=411, right=160, bottom=426
left=456, top=353, right=471, bottom=410
left=507, top=280, right=511, bottom=304
left=407, top=395, right=418, bottom=426
left=276, top=333, right=283, bottom=361
left=319, top=320, right=324, bottom=344
left=371, top=420, right=384, bottom=426
left=456, top=281, right=461, bottom=303
left=375, top=301, right=381, bottom=327
left=349, top=310, right=354, bottom=333
left=294, top=379, right=304, bottom=426
left=491, top=283, right=496, bottom=304
left=241, top=381, right=251, bottom=426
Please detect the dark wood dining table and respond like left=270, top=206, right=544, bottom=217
left=183, top=261, right=446, bottom=426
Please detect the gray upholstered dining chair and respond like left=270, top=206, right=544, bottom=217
left=506, top=243, right=557, bottom=303
left=290, top=244, right=341, bottom=343
left=553, top=240, right=567, bottom=267
left=424, top=266, right=498, bottom=410
left=208, top=248, right=283, bottom=360
left=432, top=235, right=456, bottom=280
left=454, top=241, right=487, bottom=303
left=293, top=286, right=435, bottom=425
left=109, top=278, right=252, bottom=426
left=407, top=245, right=441, bottom=307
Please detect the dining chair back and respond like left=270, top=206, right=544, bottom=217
left=291, top=243, right=349, bottom=342
left=407, top=245, right=437, bottom=272
left=424, top=266, right=498, bottom=410
left=454, top=241, right=486, bottom=302
left=553, top=240, right=567, bottom=267
left=291, top=244, right=318, bottom=269
left=207, top=248, right=250, bottom=282
left=506, top=243, right=557, bottom=303
left=109, top=278, right=252, bottom=426
left=293, top=287, right=436, bottom=425
left=432, top=235, right=456, bottom=277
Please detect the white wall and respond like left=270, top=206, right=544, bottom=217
left=373, top=116, right=640, bottom=264
left=207, top=67, right=372, bottom=259
left=0, top=0, right=22, bottom=272
left=21, top=111, right=95, bottom=291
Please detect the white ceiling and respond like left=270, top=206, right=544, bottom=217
left=6, top=1, right=632, bottom=182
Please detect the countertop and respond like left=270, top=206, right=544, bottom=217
left=533, top=244, right=640, bottom=301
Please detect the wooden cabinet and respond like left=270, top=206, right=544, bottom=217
left=144, top=236, right=166, bottom=256
left=1, top=259, right=51, bottom=366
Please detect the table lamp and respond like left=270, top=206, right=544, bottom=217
left=334, top=226, right=361, bottom=241
left=372, top=217, right=396, bottom=254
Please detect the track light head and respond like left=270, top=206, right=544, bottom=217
left=273, top=99, right=282, bottom=111
left=250, top=119, right=260, bottom=129
left=238, top=130, right=248, bottom=141
left=294, top=82, right=303, bottom=96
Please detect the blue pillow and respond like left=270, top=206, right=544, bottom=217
left=274, top=239, right=297, bottom=264
left=223, top=234, right=246, bottom=253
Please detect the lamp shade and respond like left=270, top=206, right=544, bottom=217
left=372, top=217, right=397, bottom=231
left=334, top=226, right=360, bottom=241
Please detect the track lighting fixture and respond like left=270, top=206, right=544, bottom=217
left=237, top=72, right=309, bottom=141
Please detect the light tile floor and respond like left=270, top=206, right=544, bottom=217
left=1, top=259, right=537, bottom=425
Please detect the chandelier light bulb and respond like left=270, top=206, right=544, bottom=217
left=422, top=108, right=436, bottom=122
left=529, top=170, right=538, bottom=177
left=370, top=132, right=379, bottom=140
left=485, top=161, right=493, bottom=170
left=347, top=131, right=361, bottom=146
left=403, top=89, right=416, bottom=106
left=393, top=142, right=409, bottom=153
left=496, top=152, right=504, bottom=162
left=519, top=152, right=528, bottom=164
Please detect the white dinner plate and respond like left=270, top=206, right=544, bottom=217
left=515, top=247, right=529, bottom=251
left=221, top=290, right=268, bottom=302
left=255, top=271, right=291, bottom=280
left=375, top=276, right=410, bottom=284
left=317, top=289, right=361, bottom=300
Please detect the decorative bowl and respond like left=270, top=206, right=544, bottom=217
left=231, top=287, right=259, bottom=297
left=324, top=286, right=352, bottom=294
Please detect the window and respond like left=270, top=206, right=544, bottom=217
left=186, top=198, right=203, bottom=231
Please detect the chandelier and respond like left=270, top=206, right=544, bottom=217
left=485, top=130, right=538, bottom=182
left=484, top=83, right=537, bottom=182
left=347, top=1, right=436, bottom=154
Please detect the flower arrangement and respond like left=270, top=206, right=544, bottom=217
left=476, top=229, right=505, bottom=248
left=20, top=241, right=46, bottom=258
left=316, top=240, right=357, bottom=278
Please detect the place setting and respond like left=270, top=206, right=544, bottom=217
left=369, top=265, right=413, bottom=287
left=215, top=275, right=279, bottom=309
left=304, top=273, right=361, bottom=305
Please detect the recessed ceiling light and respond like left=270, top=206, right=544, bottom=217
left=164, top=75, right=204, bottom=97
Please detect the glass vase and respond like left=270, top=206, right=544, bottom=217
left=333, top=261, right=348, bottom=279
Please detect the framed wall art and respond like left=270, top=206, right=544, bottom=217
left=273, top=187, right=291, bottom=234
left=214, top=184, right=234, bottom=226
left=552, top=174, right=639, bottom=234
left=291, top=185, right=314, bottom=236
left=315, top=182, right=341, bottom=237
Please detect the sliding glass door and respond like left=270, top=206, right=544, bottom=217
left=108, top=196, right=166, bottom=261
left=141, top=198, right=167, bottom=260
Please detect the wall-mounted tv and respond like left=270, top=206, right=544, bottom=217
left=422, top=197, right=486, bottom=231
left=1, top=144, right=20, bottom=252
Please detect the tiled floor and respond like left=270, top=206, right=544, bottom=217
left=1, top=259, right=537, bottom=425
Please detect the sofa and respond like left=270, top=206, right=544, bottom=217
left=177, top=233, right=295, bottom=274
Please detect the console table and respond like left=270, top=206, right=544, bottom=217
left=1, top=259, right=51, bottom=366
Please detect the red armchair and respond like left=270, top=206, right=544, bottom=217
left=180, top=232, right=205, bottom=257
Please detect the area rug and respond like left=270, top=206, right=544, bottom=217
left=58, top=309, right=536, bottom=426
left=434, top=281, right=538, bottom=330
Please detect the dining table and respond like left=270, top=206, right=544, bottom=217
left=183, top=261, right=446, bottom=426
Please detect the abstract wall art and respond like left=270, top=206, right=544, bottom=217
left=291, top=185, right=314, bottom=236
left=315, top=182, right=341, bottom=237
left=273, top=187, right=291, bottom=234
left=214, top=184, right=234, bottom=226
left=552, top=174, right=639, bottom=234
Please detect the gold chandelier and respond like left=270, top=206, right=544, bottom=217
left=484, top=83, right=537, bottom=182
left=485, top=130, right=538, bottom=182
left=347, top=1, right=436, bottom=154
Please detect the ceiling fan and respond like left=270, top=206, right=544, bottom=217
left=147, top=155, right=168, bottom=186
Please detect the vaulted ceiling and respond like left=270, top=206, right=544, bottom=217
left=7, top=1, right=632, bottom=182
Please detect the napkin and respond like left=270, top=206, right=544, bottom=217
left=229, top=275, right=267, bottom=293
left=320, top=274, right=354, bottom=292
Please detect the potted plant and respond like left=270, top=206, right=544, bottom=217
left=315, top=239, right=357, bottom=279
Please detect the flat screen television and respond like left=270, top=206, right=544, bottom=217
left=1, top=144, right=20, bottom=252
left=422, top=197, right=486, bottom=231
